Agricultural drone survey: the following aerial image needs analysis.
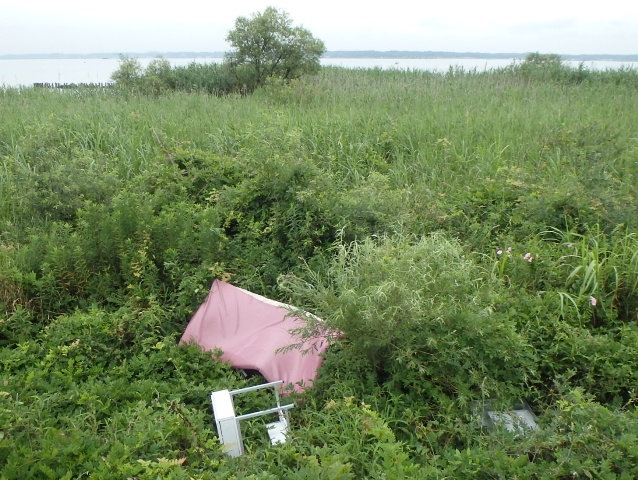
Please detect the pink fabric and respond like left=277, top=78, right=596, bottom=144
left=180, top=279, right=329, bottom=392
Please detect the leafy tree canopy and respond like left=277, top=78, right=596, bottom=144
left=110, top=55, right=143, bottom=86
left=225, top=7, right=326, bottom=88
left=524, top=52, right=563, bottom=67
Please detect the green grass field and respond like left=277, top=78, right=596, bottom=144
left=1, top=64, right=638, bottom=478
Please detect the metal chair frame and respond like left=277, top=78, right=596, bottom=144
left=210, top=380, right=294, bottom=457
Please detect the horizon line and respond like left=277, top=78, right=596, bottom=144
left=2, top=50, right=638, bottom=61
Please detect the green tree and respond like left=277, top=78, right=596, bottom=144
left=225, top=7, right=326, bottom=89
left=110, top=55, right=143, bottom=87
left=142, top=57, right=173, bottom=94
left=523, top=52, right=563, bottom=67
left=519, top=52, right=566, bottom=82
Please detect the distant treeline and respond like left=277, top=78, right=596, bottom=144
left=3, top=51, right=638, bottom=61
left=323, top=51, right=638, bottom=61
left=0, top=52, right=225, bottom=60
left=33, top=82, right=114, bottom=88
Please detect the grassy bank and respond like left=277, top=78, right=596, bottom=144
left=1, top=65, right=638, bottom=478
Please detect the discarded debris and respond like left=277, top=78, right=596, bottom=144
left=211, top=380, right=294, bottom=457
left=474, top=400, right=539, bottom=434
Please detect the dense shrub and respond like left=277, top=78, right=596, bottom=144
left=2, top=65, right=638, bottom=477
left=281, top=233, right=538, bottom=412
left=0, top=304, right=243, bottom=478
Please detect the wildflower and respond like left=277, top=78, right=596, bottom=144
left=496, top=249, right=503, bottom=255
left=589, top=296, right=597, bottom=307
left=523, top=252, right=533, bottom=263
left=506, top=247, right=512, bottom=254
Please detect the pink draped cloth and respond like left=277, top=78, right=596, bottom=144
left=180, top=279, right=329, bottom=392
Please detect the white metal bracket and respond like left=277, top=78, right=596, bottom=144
left=210, top=380, right=294, bottom=457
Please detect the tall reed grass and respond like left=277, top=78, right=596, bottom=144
left=2, top=64, right=638, bottom=478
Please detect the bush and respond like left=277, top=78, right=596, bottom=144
left=280, top=233, right=538, bottom=411
left=110, top=55, right=143, bottom=87
left=0, top=304, right=243, bottom=478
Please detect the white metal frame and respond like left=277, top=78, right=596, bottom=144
left=210, top=380, right=294, bottom=457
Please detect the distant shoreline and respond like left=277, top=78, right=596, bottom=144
left=2, top=51, right=638, bottom=62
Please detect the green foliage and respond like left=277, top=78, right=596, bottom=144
left=518, top=52, right=567, bottom=83
left=290, top=396, right=420, bottom=478
left=110, top=8, right=327, bottom=96
left=281, top=234, right=537, bottom=412
left=0, top=304, right=242, bottom=478
left=225, top=7, right=326, bottom=90
left=170, top=62, right=236, bottom=94
left=2, top=65, right=638, bottom=477
left=469, top=389, right=638, bottom=478
left=213, top=396, right=420, bottom=479
left=110, top=54, right=143, bottom=87
left=511, top=52, right=638, bottom=86
left=142, top=57, right=174, bottom=95
left=487, top=228, right=638, bottom=405
left=110, top=56, right=171, bottom=94
left=524, top=52, right=563, bottom=67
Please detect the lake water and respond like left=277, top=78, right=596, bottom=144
left=1, top=57, right=636, bottom=88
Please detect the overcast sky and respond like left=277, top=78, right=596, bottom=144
left=1, top=0, right=637, bottom=55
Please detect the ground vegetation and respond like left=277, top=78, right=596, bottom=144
left=2, top=60, right=638, bottom=478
